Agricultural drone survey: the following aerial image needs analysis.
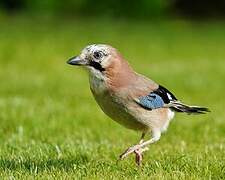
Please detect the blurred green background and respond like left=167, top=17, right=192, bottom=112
left=0, top=0, right=224, bottom=179
left=1, top=0, right=225, bottom=18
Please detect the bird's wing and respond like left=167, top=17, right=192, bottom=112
left=135, top=85, right=177, bottom=110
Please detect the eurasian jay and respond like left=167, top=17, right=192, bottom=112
left=67, top=44, right=209, bottom=165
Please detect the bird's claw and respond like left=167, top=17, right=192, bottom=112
left=119, top=145, right=149, bottom=165
left=119, top=145, right=139, bottom=160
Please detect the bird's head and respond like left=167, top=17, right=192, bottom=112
left=67, top=44, right=135, bottom=89
left=67, top=44, right=119, bottom=74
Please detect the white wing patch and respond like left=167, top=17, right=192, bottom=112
left=167, top=93, right=173, bottom=100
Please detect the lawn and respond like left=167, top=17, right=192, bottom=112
left=0, top=16, right=224, bottom=179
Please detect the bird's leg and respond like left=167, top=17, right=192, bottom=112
left=139, top=132, right=146, bottom=144
left=120, top=130, right=161, bottom=165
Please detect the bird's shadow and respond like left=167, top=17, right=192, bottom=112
left=0, top=154, right=89, bottom=173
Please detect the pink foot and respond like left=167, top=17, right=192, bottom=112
left=119, top=146, right=149, bottom=165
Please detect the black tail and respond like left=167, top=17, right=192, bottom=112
left=169, top=101, right=210, bottom=114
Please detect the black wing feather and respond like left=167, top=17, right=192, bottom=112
left=153, top=85, right=177, bottom=103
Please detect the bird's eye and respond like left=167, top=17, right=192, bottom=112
left=93, top=51, right=103, bottom=59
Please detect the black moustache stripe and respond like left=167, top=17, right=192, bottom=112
left=89, top=61, right=105, bottom=72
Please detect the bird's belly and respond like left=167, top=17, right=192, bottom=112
left=92, top=92, right=148, bottom=131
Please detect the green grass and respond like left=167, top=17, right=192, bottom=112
left=0, top=16, right=224, bottom=179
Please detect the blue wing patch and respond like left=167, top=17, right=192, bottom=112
left=136, top=85, right=177, bottom=110
left=138, top=93, right=165, bottom=110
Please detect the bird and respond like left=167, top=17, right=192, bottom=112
left=67, top=44, right=209, bottom=165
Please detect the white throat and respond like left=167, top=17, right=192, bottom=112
left=88, top=67, right=107, bottom=94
